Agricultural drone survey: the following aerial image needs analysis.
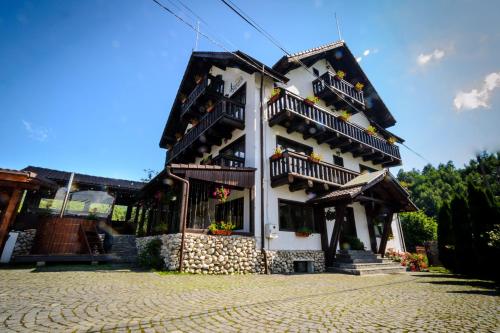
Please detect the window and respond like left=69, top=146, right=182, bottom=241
left=215, top=136, right=245, bottom=167
left=278, top=199, right=317, bottom=233
left=276, top=136, right=312, bottom=155
left=359, top=164, right=377, bottom=173
left=312, top=67, right=319, bottom=76
left=230, top=83, right=246, bottom=104
left=215, top=197, right=244, bottom=230
left=333, top=155, right=344, bottom=167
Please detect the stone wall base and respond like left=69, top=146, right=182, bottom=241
left=12, top=229, right=37, bottom=257
left=137, top=234, right=325, bottom=275
left=265, top=250, right=325, bottom=274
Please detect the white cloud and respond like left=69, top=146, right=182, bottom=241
left=22, top=120, right=49, bottom=142
left=453, top=72, right=500, bottom=111
left=356, top=48, right=377, bottom=63
left=417, top=49, right=445, bottom=66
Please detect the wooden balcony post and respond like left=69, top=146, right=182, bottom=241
left=378, top=210, right=394, bottom=256
left=325, top=202, right=347, bottom=267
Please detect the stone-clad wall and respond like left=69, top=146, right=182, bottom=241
left=12, top=229, right=37, bottom=257
left=137, top=233, right=325, bottom=274
left=265, top=250, right=325, bottom=274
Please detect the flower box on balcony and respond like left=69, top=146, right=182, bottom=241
left=354, top=82, right=364, bottom=92
left=271, top=147, right=283, bottom=160
left=304, top=96, right=319, bottom=107
left=308, top=152, right=321, bottom=164
left=334, top=70, right=346, bottom=80
left=268, top=88, right=281, bottom=105
left=295, top=231, right=311, bottom=237
left=365, top=125, right=377, bottom=136
left=339, top=110, right=351, bottom=122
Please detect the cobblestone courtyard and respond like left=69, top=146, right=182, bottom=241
left=0, top=266, right=498, bottom=332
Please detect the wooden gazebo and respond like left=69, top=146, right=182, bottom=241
left=0, top=168, right=56, bottom=254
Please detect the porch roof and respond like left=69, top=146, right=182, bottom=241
left=308, top=169, right=417, bottom=212
left=0, top=168, right=57, bottom=190
left=142, top=164, right=256, bottom=195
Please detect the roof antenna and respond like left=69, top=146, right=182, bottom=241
left=194, top=20, right=200, bottom=51
left=335, top=12, right=342, bottom=41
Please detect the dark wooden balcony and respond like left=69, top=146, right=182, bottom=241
left=212, top=154, right=245, bottom=168
left=312, top=71, right=364, bottom=109
left=267, top=89, right=401, bottom=167
left=166, top=99, right=245, bottom=164
left=270, top=151, right=359, bottom=192
left=181, top=74, right=224, bottom=119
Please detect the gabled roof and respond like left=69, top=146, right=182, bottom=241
left=23, top=166, right=145, bottom=191
left=308, top=169, right=417, bottom=212
left=159, top=51, right=288, bottom=148
left=273, top=41, right=397, bottom=128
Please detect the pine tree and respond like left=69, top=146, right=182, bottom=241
left=437, top=201, right=454, bottom=270
left=450, top=194, right=474, bottom=274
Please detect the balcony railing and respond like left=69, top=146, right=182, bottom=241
left=167, top=99, right=245, bottom=163
left=181, top=75, right=224, bottom=117
left=312, top=71, right=364, bottom=107
left=267, top=89, right=401, bottom=166
left=212, top=154, right=245, bottom=168
left=270, top=151, right=359, bottom=189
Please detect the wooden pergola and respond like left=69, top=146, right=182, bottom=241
left=309, top=169, right=417, bottom=267
left=0, top=169, right=55, bottom=253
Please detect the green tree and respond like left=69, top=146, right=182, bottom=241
left=400, top=211, right=437, bottom=251
left=437, top=201, right=454, bottom=270
left=450, top=194, right=474, bottom=274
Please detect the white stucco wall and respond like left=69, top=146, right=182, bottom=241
left=180, top=62, right=405, bottom=254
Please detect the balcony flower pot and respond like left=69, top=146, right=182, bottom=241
left=180, top=93, right=187, bottom=104
left=190, top=118, right=199, bottom=127
left=334, top=70, right=346, bottom=80
left=354, top=82, right=364, bottom=92
left=308, top=152, right=321, bottom=164
left=304, top=96, right=318, bottom=107
left=268, top=88, right=281, bottom=104
left=387, top=136, right=397, bottom=145
left=295, top=231, right=311, bottom=237
left=365, top=125, right=377, bottom=136
left=205, top=100, right=215, bottom=113
left=339, top=110, right=351, bottom=122
left=271, top=147, right=283, bottom=160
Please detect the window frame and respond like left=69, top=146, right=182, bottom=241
left=278, top=199, right=318, bottom=233
left=276, top=136, right=313, bottom=156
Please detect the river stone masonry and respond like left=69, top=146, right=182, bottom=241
left=137, top=233, right=325, bottom=274
left=265, top=250, right=325, bottom=273
left=12, top=229, right=37, bottom=257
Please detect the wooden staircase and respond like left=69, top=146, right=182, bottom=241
left=327, top=250, right=406, bottom=275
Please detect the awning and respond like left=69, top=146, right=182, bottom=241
left=308, top=169, right=417, bottom=212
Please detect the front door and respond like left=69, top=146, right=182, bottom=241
left=339, top=207, right=357, bottom=249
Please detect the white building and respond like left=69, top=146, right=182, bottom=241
left=142, top=41, right=416, bottom=274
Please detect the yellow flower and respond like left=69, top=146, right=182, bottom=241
left=355, top=82, right=364, bottom=91
left=336, top=70, right=346, bottom=79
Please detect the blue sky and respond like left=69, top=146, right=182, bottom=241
left=1, top=0, right=499, bottom=181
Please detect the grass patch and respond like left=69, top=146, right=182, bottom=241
left=428, top=266, right=452, bottom=274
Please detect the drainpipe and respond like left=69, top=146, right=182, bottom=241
left=166, top=166, right=189, bottom=272
left=259, top=66, right=269, bottom=274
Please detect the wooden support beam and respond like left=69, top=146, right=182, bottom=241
left=318, top=132, right=341, bottom=145
left=341, top=143, right=363, bottom=154
left=0, top=188, right=23, bottom=254
left=289, top=179, right=314, bottom=192
left=315, top=206, right=329, bottom=253
left=353, top=148, right=375, bottom=158
left=325, top=203, right=347, bottom=267
left=378, top=210, right=394, bottom=256
left=363, top=152, right=384, bottom=162
left=303, top=126, right=326, bottom=141
left=363, top=203, right=381, bottom=253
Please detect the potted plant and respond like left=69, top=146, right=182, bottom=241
left=295, top=227, right=312, bottom=237
left=209, top=221, right=236, bottom=236
left=175, top=132, right=183, bottom=141
left=365, top=125, right=377, bottom=136
left=213, top=186, right=231, bottom=203
left=190, top=118, right=199, bottom=127
left=339, top=110, right=351, bottom=122
left=304, top=96, right=319, bottom=106
left=271, top=146, right=283, bottom=160
left=194, top=74, right=203, bottom=84
left=334, top=70, right=346, bottom=80
left=205, top=100, right=215, bottom=113
left=308, top=152, right=322, bottom=163
left=387, top=136, right=397, bottom=145
left=354, top=82, right=364, bottom=92
left=268, top=88, right=281, bottom=104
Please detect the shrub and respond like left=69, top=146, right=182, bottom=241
left=400, top=211, right=437, bottom=251
left=344, top=236, right=365, bottom=250
left=137, top=238, right=164, bottom=270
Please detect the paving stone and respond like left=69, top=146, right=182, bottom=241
left=0, top=268, right=498, bottom=332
